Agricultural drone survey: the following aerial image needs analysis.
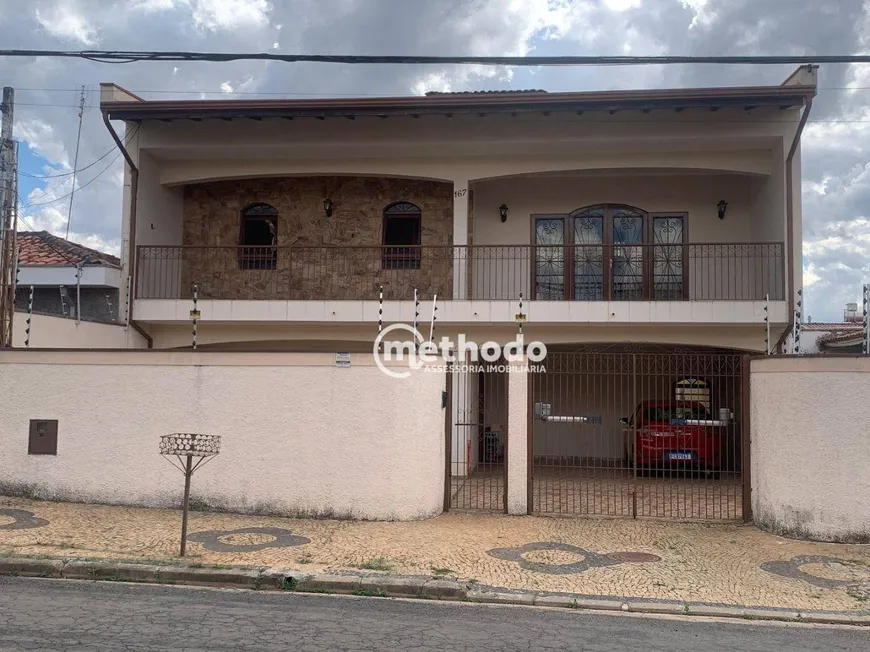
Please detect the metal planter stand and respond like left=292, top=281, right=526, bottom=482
left=159, top=433, right=221, bottom=556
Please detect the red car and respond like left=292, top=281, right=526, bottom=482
left=620, top=401, right=720, bottom=473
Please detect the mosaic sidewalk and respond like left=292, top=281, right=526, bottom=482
left=1, top=497, right=869, bottom=613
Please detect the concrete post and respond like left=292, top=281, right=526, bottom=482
left=507, top=362, right=528, bottom=514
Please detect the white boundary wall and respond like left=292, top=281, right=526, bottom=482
left=12, top=312, right=148, bottom=349
left=751, top=356, right=870, bottom=542
left=0, top=351, right=446, bottom=521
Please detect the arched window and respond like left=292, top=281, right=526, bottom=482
left=533, top=204, right=686, bottom=301
left=382, top=201, right=422, bottom=269
left=239, top=203, right=277, bottom=270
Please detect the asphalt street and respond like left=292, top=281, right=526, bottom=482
left=0, top=577, right=867, bottom=651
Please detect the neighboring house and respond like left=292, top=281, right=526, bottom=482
left=799, top=304, right=865, bottom=354
left=14, top=231, right=121, bottom=323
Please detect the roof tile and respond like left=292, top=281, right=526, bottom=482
left=16, top=231, right=120, bottom=268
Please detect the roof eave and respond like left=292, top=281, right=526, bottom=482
left=102, top=85, right=816, bottom=122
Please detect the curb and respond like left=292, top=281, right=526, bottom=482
left=0, top=557, right=866, bottom=626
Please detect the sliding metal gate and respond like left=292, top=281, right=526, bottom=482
left=529, top=349, right=748, bottom=521
left=445, top=367, right=509, bottom=512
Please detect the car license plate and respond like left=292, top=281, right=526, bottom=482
left=667, top=452, right=693, bottom=461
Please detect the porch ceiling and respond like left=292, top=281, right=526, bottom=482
left=146, top=135, right=780, bottom=162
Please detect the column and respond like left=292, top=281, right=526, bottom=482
left=506, top=362, right=529, bottom=515
left=452, top=179, right=469, bottom=299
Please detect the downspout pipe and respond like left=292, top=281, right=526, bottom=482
left=775, top=93, right=813, bottom=353
left=102, top=112, right=152, bottom=349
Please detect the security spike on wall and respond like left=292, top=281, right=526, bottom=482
left=24, top=285, right=33, bottom=348
left=517, top=291, right=524, bottom=339
left=792, top=287, right=803, bottom=355
left=192, top=284, right=198, bottom=350
left=123, top=274, right=132, bottom=328
left=378, top=285, right=384, bottom=353
left=413, top=288, right=420, bottom=353
left=429, top=294, right=438, bottom=344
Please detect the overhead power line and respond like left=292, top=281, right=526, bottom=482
left=21, top=124, right=139, bottom=181
left=20, top=125, right=139, bottom=208
left=21, top=151, right=122, bottom=209
left=1, top=50, right=870, bottom=66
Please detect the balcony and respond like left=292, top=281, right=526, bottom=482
left=136, top=243, right=785, bottom=303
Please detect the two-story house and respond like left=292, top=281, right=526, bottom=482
left=44, top=65, right=814, bottom=520
left=101, top=69, right=814, bottom=353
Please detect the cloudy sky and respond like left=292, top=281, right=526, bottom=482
left=0, top=0, right=868, bottom=321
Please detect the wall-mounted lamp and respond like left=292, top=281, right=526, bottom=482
left=717, top=200, right=728, bottom=220
left=499, top=204, right=509, bottom=223
left=323, top=198, right=334, bottom=218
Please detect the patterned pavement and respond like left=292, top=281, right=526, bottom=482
left=1, top=497, right=869, bottom=612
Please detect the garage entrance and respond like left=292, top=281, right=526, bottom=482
left=529, top=347, right=747, bottom=521
left=445, top=366, right=508, bottom=512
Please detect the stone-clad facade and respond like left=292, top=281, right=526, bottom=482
left=181, top=176, right=454, bottom=300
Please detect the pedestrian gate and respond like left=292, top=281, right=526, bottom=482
left=445, top=366, right=508, bottom=512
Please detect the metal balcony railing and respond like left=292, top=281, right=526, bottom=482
left=135, top=243, right=785, bottom=302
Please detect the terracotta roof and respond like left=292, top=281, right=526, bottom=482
left=16, top=231, right=120, bottom=268
left=818, top=330, right=865, bottom=346
left=424, top=89, right=548, bottom=96
left=801, top=322, right=863, bottom=331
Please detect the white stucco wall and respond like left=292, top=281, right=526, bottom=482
left=473, top=173, right=757, bottom=245
left=12, top=312, right=148, bottom=349
left=0, top=351, right=446, bottom=521
left=751, top=356, right=870, bottom=542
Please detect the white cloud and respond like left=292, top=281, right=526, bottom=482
left=16, top=118, right=70, bottom=170
left=189, top=0, right=271, bottom=31
left=412, top=73, right=452, bottom=96
left=129, top=0, right=180, bottom=11
left=219, top=81, right=233, bottom=93
left=604, top=0, right=642, bottom=11
left=35, top=4, right=98, bottom=45
left=680, top=0, right=715, bottom=28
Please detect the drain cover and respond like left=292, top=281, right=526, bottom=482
left=607, top=551, right=662, bottom=563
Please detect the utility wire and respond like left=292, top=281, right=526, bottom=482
left=21, top=125, right=139, bottom=208
left=2, top=50, right=870, bottom=66
left=20, top=140, right=125, bottom=179
left=22, top=150, right=122, bottom=209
